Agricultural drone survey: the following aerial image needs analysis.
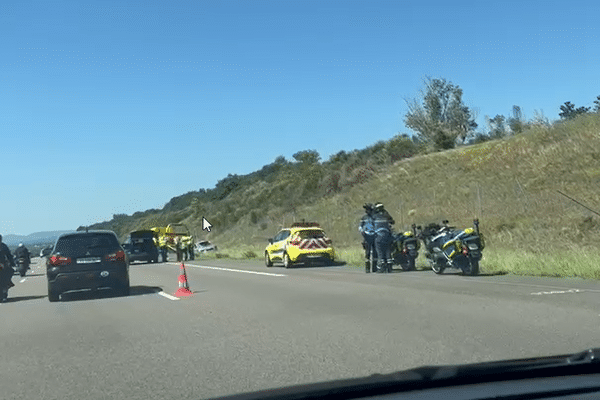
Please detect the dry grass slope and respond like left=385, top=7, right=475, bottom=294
left=92, top=114, right=600, bottom=279
left=208, top=114, right=600, bottom=279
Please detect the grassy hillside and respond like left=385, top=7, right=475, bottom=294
left=88, top=114, right=600, bottom=278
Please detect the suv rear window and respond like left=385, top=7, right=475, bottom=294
left=129, top=230, right=155, bottom=240
left=130, top=238, right=155, bottom=250
left=55, top=233, right=120, bottom=257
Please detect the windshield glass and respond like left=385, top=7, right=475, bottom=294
left=2, top=1, right=599, bottom=400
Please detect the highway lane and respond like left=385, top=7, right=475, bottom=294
left=1, top=257, right=599, bottom=399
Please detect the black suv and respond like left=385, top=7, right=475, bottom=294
left=122, top=230, right=159, bottom=263
left=46, top=230, right=130, bottom=302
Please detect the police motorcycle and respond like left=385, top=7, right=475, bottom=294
left=15, top=255, right=30, bottom=277
left=417, top=219, right=484, bottom=276
left=14, top=244, right=31, bottom=277
left=390, top=224, right=420, bottom=271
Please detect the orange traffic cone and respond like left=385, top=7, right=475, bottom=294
left=174, top=263, right=193, bottom=297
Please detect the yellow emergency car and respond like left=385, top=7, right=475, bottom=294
left=265, top=222, right=335, bottom=268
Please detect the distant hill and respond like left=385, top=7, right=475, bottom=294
left=3, top=231, right=74, bottom=247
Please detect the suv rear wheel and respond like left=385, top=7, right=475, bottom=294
left=116, top=283, right=130, bottom=297
left=48, top=283, right=60, bottom=302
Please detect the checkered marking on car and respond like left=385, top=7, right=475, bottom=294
left=297, top=238, right=328, bottom=250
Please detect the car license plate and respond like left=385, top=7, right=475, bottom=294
left=77, top=257, right=101, bottom=264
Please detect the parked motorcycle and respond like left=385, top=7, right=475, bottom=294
left=15, top=256, right=30, bottom=277
left=391, top=224, right=420, bottom=271
left=417, top=219, right=485, bottom=276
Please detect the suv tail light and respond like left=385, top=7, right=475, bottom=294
left=49, top=255, right=71, bottom=266
left=106, top=250, right=126, bottom=262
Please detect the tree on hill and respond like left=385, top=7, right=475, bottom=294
left=292, top=150, right=320, bottom=164
left=404, top=77, right=478, bottom=150
left=507, top=105, right=525, bottom=135
left=593, top=95, right=600, bottom=113
left=486, top=114, right=508, bottom=139
left=530, top=109, right=551, bottom=127
left=208, top=174, right=243, bottom=201
left=292, top=150, right=323, bottom=197
left=559, top=101, right=590, bottom=120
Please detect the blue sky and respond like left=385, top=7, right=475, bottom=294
left=1, top=0, right=599, bottom=235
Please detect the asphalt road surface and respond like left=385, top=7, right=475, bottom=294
left=2, top=256, right=599, bottom=399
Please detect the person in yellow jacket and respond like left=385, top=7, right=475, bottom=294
left=181, top=236, right=187, bottom=261
left=158, top=235, right=168, bottom=262
left=182, top=236, right=194, bottom=261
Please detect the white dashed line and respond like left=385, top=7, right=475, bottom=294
left=455, top=277, right=600, bottom=293
left=531, top=289, right=584, bottom=296
left=158, top=291, right=180, bottom=301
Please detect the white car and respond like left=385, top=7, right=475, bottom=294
left=196, top=241, right=217, bottom=253
left=40, top=246, right=53, bottom=258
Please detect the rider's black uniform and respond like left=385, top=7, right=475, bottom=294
left=359, top=205, right=377, bottom=273
left=0, top=242, right=15, bottom=301
left=373, top=206, right=395, bottom=273
left=14, top=246, right=31, bottom=263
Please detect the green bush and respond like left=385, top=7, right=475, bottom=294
left=243, top=251, right=257, bottom=259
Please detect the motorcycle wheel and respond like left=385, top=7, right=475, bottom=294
left=401, top=257, right=416, bottom=271
left=462, top=258, right=480, bottom=276
left=431, top=260, right=445, bottom=274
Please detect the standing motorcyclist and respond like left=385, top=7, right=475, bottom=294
left=14, top=243, right=31, bottom=277
left=372, top=203, right=395, bottom=273
left=0, top=234, right=16, bottom=302
left=359, top=203, right=377, bottom=273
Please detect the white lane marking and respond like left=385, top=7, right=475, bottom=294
left=158, top=291, right=180, bottom=301
left=167, top=262, right=286, bottom=277
left=531, top=289, right=583, bottom=296
left=189, top=264, right=287, bottom=277
left=455, top=277, right=600, bottom=293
